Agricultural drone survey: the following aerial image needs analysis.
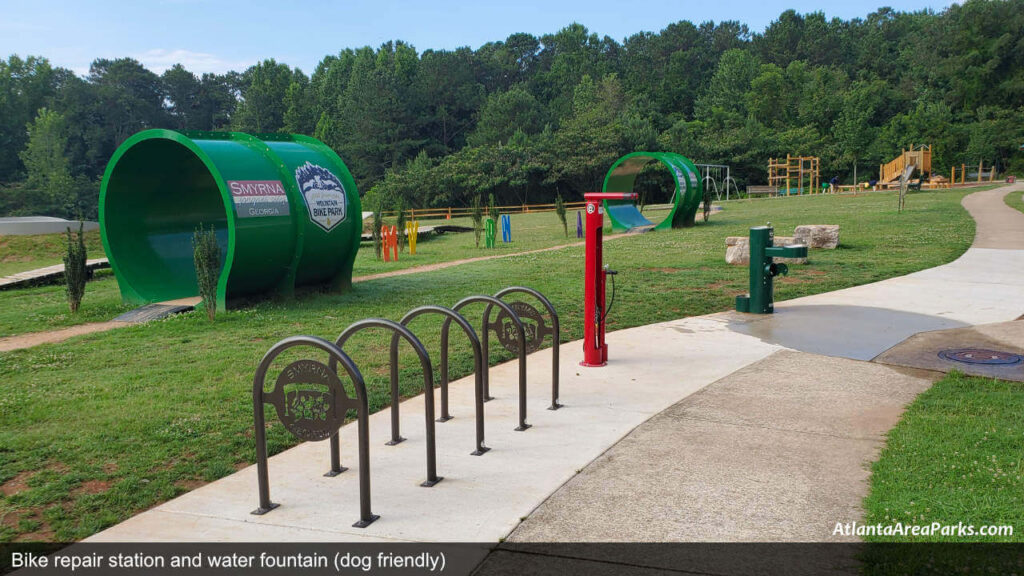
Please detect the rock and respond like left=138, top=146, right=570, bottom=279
left=725, top=236, right=748, bottom=265
left=794, top=224, right=839, bottom=249
left=725, top=236, right=808, bottom=265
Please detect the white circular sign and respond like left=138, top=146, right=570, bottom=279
left=586, top=203, right=596, bottom=214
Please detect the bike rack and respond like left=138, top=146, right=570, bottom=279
left=249, top=290, right=561, bottom=528
left=486, top=286, right=561, bottom=410
left=394, top=306, right=489, bottom=455
left=335, top=319, right=443, bottom=487
left=251, top=335, right=378, bottom=528
left=444, top=295, right=530, bottom=431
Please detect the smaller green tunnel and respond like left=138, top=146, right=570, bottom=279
left=601, top=151, right=703, bottom=232
left=100, top=130, right=362, bottom=310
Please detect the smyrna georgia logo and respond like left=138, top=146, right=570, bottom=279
left=295, top=161, right=347, bottom=232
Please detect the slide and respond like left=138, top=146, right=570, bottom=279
left=601, top=152, right=704, bottom=232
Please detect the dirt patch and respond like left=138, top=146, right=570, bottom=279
left=1, top=507, right=55, bottom=542
left=1, top=254, right=32, bottom=264
left=73, top=480, right=110, bottom=496
left=174, top=479, right=206, bottom=492
left=102, top=462, right=118, bottom=474
left=15, top=513, right=55, bottom=542
left=0, top=322, right=130, bottom=353
left=1, top=471, right=34, bottom=497
left=46, top=462, right=70, bottom=475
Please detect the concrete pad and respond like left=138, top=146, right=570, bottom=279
left=722, top=184, right=1024, bottom=361
left=723, top=306, right=968, bottom=361
left=89, top=315, right=783, bottom=543
left=874, top=320, right=1024, bottom=381
left=724, top=247, right=1024, bottom=361
left=507, top=351, right=936, bottom=543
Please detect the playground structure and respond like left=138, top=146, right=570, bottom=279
left=880, top=144, right=932, bottom=185
left=951, top=161, right=998, bottom=185
left=695, top=163, right=740, bottom=201
left=99, top=130, right=361, bottom=311
left=253, top=286, right=560, bottom=527
left=601, top=151, right=704, bottom=232
left=767, top=155, right=820, bottom=196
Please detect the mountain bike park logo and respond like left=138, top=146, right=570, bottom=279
left=295, top=161, right=347, bottom=232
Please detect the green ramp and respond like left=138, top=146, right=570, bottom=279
left=100, top=130, right=361, bottom=311
left=602, top=152, right=703, bottom=232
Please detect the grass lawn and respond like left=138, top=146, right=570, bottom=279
left=1003, top=186, right=1024, bottom=215
left=0, top=230, right=104, bottom=278
left=0, top=186, right=987, bottom=541
left=863, top=371, right=1023, bottom=543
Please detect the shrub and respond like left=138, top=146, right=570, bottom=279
left=394, top=197, right=407, bottom=252
left=192, top=224, right=221, bottom=321
left=488, top=193, right=498, bottom=220
left=63, top=223, right=87, bottom=313
left=471, top=194, right=483, bottom=248
left=372, top=208, right=383, bottom=259
left=555, top=194, right=567, bottom=237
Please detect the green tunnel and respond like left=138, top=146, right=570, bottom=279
left=601, top=151, right=703, bottom=232
left=99, top=130, right=362, bottom=310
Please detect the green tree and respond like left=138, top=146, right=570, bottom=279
left=283, top=78, right=315, bottom=134
left=0, top=55, right=60, bottom=180
left=162, top=64, right=201, bottom=129
left=88, top=58, right=167, bottom=150
left=233, top=59, right=302, bottom=133
left=467, top=86, right=542, bottom=147
left=19, top=108, right=74, bottom=214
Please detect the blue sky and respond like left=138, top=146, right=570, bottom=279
left=0, top=0, right=951, bottom=76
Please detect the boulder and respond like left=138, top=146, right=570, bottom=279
left=794, top=224, right=839, bottom=249
left=725, top=236, right=808, bottom=265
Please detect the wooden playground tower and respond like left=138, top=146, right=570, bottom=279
left=880, top=144, right=932, bottom=184
left=767, top=155, right=820, bottom=195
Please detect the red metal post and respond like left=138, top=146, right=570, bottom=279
left=581, top=192, right=637, bottom=367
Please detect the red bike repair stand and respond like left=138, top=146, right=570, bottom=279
left=581, top=192, right=637, bottom=367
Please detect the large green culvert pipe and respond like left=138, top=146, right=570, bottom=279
left=99, top=130, right=361, bottom=310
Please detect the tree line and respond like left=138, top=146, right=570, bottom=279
left=2, top=0, right=1022, bottom=219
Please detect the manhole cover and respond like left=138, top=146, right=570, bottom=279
left=938, top=348, right=1023, bottom=366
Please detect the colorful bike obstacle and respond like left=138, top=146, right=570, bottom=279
left=252, top=286, right=560, bottom=527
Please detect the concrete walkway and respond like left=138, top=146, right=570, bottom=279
left=89, top=184, right=1024, bottom=551
left=0, top=258, right=108, bottom=290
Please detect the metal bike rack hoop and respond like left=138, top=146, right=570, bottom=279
left=335, top=319, right=442, bottom=487
left=251, top=335, right=377, bottom=528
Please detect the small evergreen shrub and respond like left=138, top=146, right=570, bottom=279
left=555, top=194, right=567, bottom=237
left=63, top=222, right=87, bottom=313
left=192, top=224, right=221, bottom=321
